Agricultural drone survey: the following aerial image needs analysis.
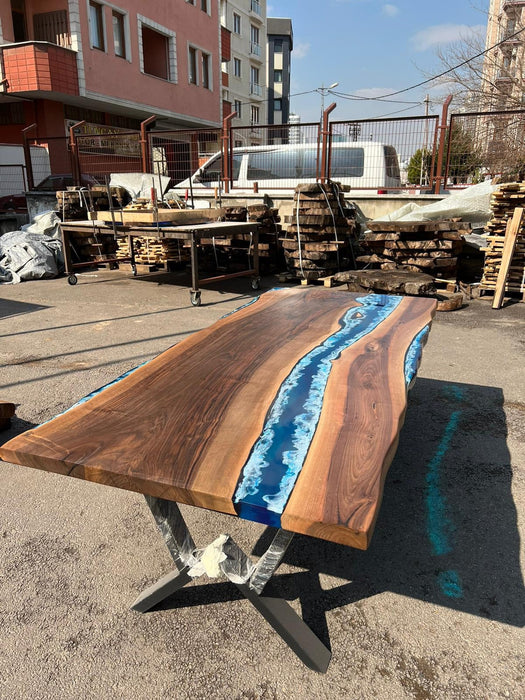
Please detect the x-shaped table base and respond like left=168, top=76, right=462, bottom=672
left=131, top=496, right=331, bottom=673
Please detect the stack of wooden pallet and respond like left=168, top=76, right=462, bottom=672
left=281, top=183, right=355, bottom=281
left=116, top=236, right=187, bottom=268
left=358, top=220, right=467, bottom=279
left=248, top=204, right=282, bottom=272
left=480, top=184, right=525, bottom=295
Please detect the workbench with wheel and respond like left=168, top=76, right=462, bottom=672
left=59, top=220, right=260, bottom=305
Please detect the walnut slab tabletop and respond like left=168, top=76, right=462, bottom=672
left=0, top=288, right=436, bottom=550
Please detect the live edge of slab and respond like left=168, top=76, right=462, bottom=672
left=0, top=288, right=436, bottom=550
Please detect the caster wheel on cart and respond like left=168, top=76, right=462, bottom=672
left=251, top=277, right=261, bottom=290
left=190, top=291, right=202, bottom=307
left=132, top=265, right=138, bottom=277
left=68, top=274, right=78, bottom=286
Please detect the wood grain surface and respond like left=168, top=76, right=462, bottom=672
left=0, top=288, right=436, bottom=548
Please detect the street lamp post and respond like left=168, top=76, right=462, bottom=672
left=317, top=82, right=339, bottom=121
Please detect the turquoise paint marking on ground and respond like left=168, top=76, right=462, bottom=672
left=425, top=385, right=466, bottom=598
left=438, top=570, right=464, bottom=599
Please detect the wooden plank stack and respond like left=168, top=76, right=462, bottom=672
left=247, top=204, right=282, bottom=273
left=358, top=220, right=467, bottom=279
left=57, top=187, right=129, bottom=221
left=116, top=236, right=188, bottom=268
left=68, top=225, right=119, bottom=264
left=480, top=184, right=525, bottom=296
left=281, top=183, right=355, bottom=281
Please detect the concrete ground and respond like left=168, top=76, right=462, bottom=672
left=0, top=268, right=523, bottom=700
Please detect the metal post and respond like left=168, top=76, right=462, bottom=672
left=320, top=102, right=336, bottom=184
left=222, top=111, right=236, bottom=194
left=68, top=120, right=85, bottom=187
left=433, top=95, right=452, bottom=194
left=140, top=115, right=156, bottom=173
left=21, top=123, right=37, bottom=191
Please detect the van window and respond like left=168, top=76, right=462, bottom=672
left=384, top=146, right=400, bottom=179
left=303, top=147, right=365, bottom=179
left=201, top=154, right=242, bottom=183
left=247, top=149, right=302, bottom=180
left=330, top=148, right=365, bottom=177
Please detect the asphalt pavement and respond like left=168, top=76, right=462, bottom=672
left=0, top=268, right=524, bottom=700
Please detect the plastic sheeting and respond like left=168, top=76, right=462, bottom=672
left=109, top=173, right=171, bottom=200
left=372, top=180, right=498, bottom=227
left=0, top=211, right=63, bottom=284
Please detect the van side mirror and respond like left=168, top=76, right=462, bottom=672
left=194, top=169, right=203, bottom=183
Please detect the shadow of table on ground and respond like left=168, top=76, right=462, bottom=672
left=158, top=378, right=523, bottom=649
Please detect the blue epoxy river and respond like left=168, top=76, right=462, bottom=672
left=234, top=294, right=403, bottom=527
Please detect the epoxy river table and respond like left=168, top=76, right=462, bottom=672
left=0, top=287, right=436, bottom=672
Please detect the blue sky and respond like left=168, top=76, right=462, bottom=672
left=268, top=0, right=488, bottom=122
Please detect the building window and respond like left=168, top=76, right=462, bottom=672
left=250, top=25, right=260, bottom=56
left=273, top=69, right=283, bottom=84
left=189, top=46, right=198, bottom=84
left=234, top=99, right=242, bottom=118
left=274, top=98, right=282, bottom=111
left=201, top=0, right=209, bottom=12
left=250, top=66, right=261, bottom=95
left=250, top=0, right=261, bottom=16
left=251, top=105, right=259, bottom=125
left=273, top=39, right=283, bottom=52
left=142, top=26, right=170, bottom=80
left=89, top=1, right=105, bottom=51
left=186, top=0, right=195, bottom=4
left=233, top=57, right=241, bottom=78
left=112, top=11, right=126, bottom=58
left=233, top=13, right=241, bottom=34
left=202, top=52, right=211, bottom=89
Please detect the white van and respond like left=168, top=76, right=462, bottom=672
left=175, top=141, right=401, bottom=193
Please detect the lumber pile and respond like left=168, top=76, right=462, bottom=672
left=333, top=269, right=437, bottom=296
left=69, top=226, right=119, bottom=263
left=358, top=220, right=468, bottom=279
left=248, top=204, right=282, bottom=273
left=281, top=182, right=356, bottom=281
left=57, top=187, right=128, bottom=221
left=116, top=236, right=188, bottom=267
left=480, top=184, right=525, bottom=295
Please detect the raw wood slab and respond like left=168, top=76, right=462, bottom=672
left=0, top=288, right=436, bottom=549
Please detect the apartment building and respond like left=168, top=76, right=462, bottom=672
left=220, top=0, right=266, bottom=145
left=266, top=17, right=292, bottom=129
left=0, top=1, right=223, bottom=151
left=482, top=0, right=525, bottom=109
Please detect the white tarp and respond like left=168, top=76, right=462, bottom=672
left=0, top=211, right=63, bottom=284
left=109, top=173, right=171, bottom=200
left=372, top=180, right=498, bottom=227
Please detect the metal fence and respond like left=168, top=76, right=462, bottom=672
left=329, top=116, right=440, bottom=190
left=76, top=131, right=142, bottom=182
left=148, top=128, right=223, bottom=188
left=8, top=103, right=525, bottom=197
left=447, top=109, right=525, bottom=185
left=0, top=164, right=27, bottom=197
left=28, top=136, right=71, bottom=185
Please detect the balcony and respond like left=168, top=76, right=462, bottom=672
left=0, top=42, right=79, bottom=96
left=250, top=82, right=262, bottom=96
left=250, top=42, right=262, bottom=57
